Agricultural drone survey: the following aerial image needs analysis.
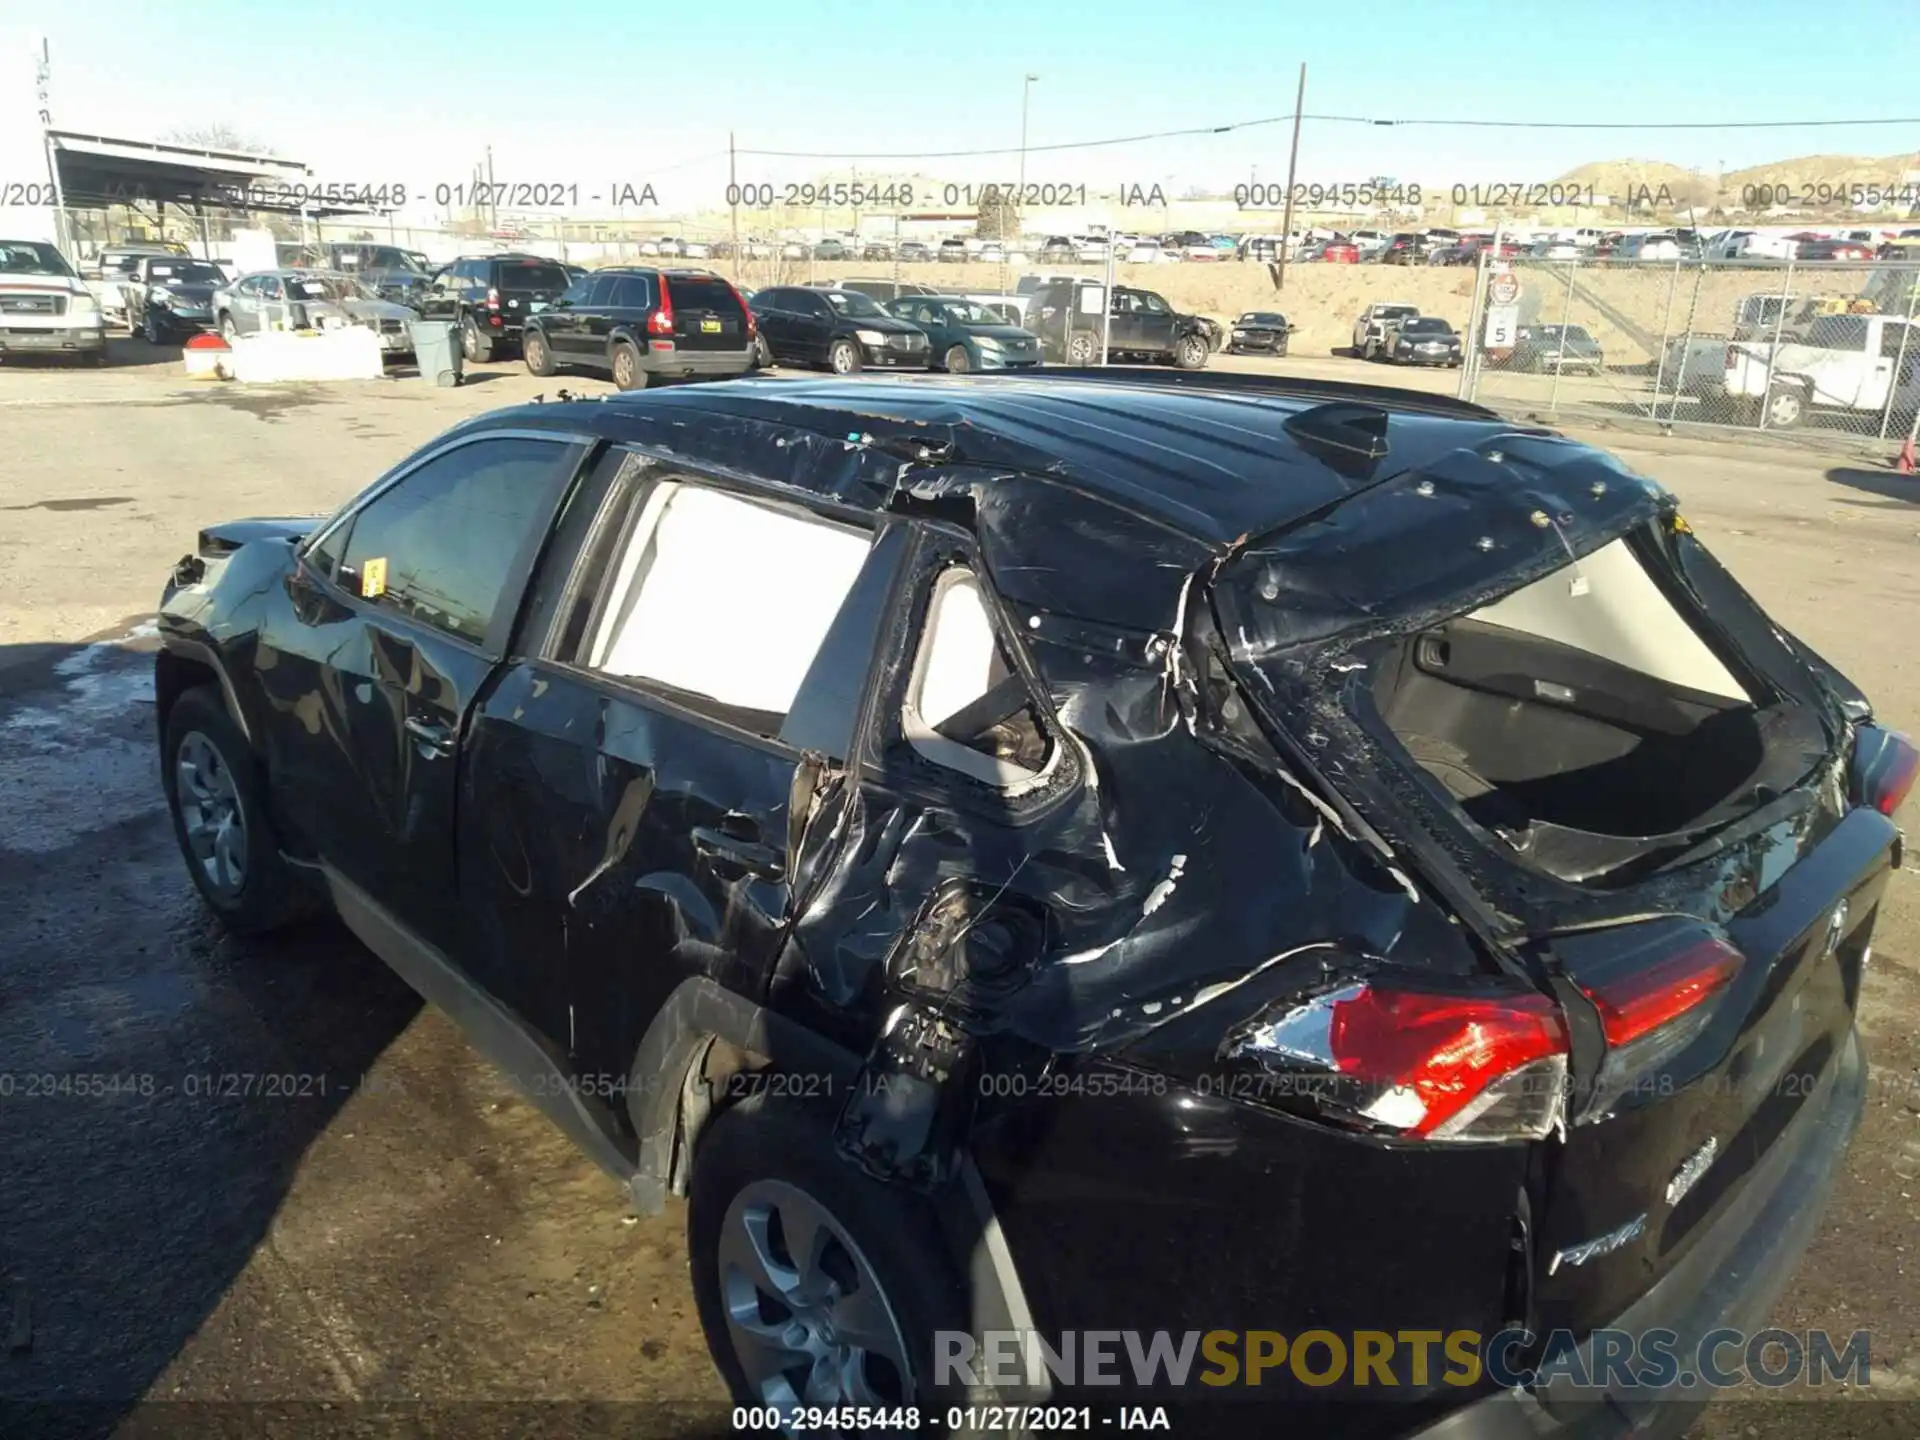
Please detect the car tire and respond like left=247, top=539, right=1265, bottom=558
left=84, top=345, right=109, bottom=367
left=828, top=337, right=862, bottom=375
left=1764, top=383, right=1807, bottom=430
left=143, top=309, right=165, bottom=346
left=523, top=328, right=557, bottom=377
left=1173, top=333, right=1208, bottom=369
left=460, top=315, right=493, bottom=364
left=219, top=313, right=237, bottom=343
left=752, top=335, right=773, bottom=370
left=1065, top=331, right=1096, bottom=365
left=162, top=685, right=317, bottom=937
left=687, top=1092, right=972, bottom=1429
left=944, top=344, right=971, bottom=374
left=610, top=340, right=647, bottom=391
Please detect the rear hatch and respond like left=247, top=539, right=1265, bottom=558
left=1209, top=425, right=1902, bottom=1343
left=662, top=274, right=749, bottom=351
left=495, top=258, right=570, bottom=325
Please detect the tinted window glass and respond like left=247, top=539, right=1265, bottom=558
left=498, top=261, right=569, bottom=290
left=338, top=437, right=572, bottom=647
left=560, top=279, right=595, bottom=306
left=666, top=276, right=740, bottom=311
left=610, top=276, right=652, bottom=309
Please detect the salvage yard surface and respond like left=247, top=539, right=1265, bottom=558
left=2, top=343, right=1919, bottom=1438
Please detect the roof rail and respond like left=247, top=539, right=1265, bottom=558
left=989, top=367, right=1505, bottom=420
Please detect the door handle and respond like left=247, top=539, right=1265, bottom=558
left=693, top=815, right=783, bottom=880
left=404, top=715, right=455, bottom=755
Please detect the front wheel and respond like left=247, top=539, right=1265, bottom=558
left=828, top=337, right=862, bottom=375
left=688, top=1094, right=970, bottom=1428
left=1173, top=333, right=1208, bottom=369
left=1764, top=383, right=1807, bottom=429
left=1065, top=331, right=1097, bottom=365
left=944, top=344, right=971, bottom=374
left=162, top=686, right=316, bottom=936
left=219, top=313, right=238, bottom=342
left=523, top=328, right=556, bottom=377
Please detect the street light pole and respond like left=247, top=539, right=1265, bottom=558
left=1006, top=72, right=1038, bottom=293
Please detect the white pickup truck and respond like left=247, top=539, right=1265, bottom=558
left=0, top=238, right=109, bottom=364
left=1723, top=311, right=1920, bottom=428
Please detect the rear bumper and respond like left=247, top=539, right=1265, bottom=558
left=1405, top=1024, right=1867, bottom=1440
left=640, top=344, right=755, bottom=377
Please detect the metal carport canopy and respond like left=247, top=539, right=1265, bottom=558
left=46, top=131, right=377, bottom=219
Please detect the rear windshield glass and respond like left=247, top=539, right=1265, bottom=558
left=500, top=262, right=568, bottom=289
left=666, top=277, right=740, bottom=310
left=148, top=262, right=225, bottom=284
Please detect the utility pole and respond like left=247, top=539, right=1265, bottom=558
left=36, top=39, right=70, bottom=256
left=1007, top=72, right=1038, bottom=293
left=1274, top=63, right=1307, bottom=292
left=486, top=144, right=496, bottom=232
left=729, top=131, right=741, bottom=285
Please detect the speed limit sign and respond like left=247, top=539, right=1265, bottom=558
left=1488, top=271, right=1521, bottom=307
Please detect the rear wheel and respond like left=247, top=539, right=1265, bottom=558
left=523, top=328, right=556, bottom=377
left=219, top=313, right=237, bottom=343
left=143, top=308, right=164, bottom=346
left=688, top=1094, right=970, bottom=1430
left=944, top=344, right=971, bottom=374
left=162, top=686, right=316, bottom=936
left=460, top=314, right=493, bottom=364
left=752, top=334, right=773, bottom=370
left=828, top=337, right=861, bottom=375
left=610, top=340, right=647, bottom=391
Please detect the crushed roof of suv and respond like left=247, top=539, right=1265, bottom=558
left=487, top=373, right=1534, bottom=546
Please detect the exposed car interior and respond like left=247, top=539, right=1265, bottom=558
left=1368, top=535, right=1790, bottom=848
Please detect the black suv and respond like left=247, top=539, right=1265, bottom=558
left=323, top=243, right=435, bottom=307
left=155, top=370, right=1894, bottom=1435
left=1026, top=278, right=1210, bottom=367
left=417, top=253, right=573, bottom=362
left=521, top=268, right=756, bottom=390
left=747, top=285, right=930, bottom=372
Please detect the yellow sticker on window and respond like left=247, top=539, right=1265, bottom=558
left=360, top=556, right=388, bottom=598
left=1669, top=514, right=1692, bottom=534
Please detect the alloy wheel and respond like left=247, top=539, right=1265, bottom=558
left=716, top=1179, right=913, bottom=1417
left=175, top=731, right=249, bottom=894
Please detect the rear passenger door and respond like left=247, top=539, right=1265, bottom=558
left=269, top=432, right=587, bottom=955
left=543, top=276, right=598, bottom=360
left=458, top=454, right=909, bottom=1097
left=582, top=273, right=635, bottom=363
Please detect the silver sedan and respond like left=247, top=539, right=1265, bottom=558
left=210, top=269, right=419, bottom=354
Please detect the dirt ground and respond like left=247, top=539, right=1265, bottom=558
left=1, top=338, right=1918, bottom=1437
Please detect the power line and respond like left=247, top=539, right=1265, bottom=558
left=737, top=112, right=1920, bottom=161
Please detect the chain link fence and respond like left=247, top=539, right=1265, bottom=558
left=1460, top=256, right=1920, bottom=451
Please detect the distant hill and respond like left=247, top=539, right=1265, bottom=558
left=1553, top=151, right=1920, bottom=213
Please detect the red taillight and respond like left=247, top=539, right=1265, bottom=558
left=1579, top=939, right=1741, bottom=1048
left=736, top=287, right=756, bottom=337
left=1326, top=986, right=1568, bottom=1138
left=1858, top=728, right=1919, bottom=817
left=486, top=287, right=500, bottom=313
left=649, top=275, right=674, bottom=337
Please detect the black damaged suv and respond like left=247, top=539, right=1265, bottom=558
left=156, top=370, right=1904, bottom=1437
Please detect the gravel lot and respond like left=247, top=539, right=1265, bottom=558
left=2, top=338, right=1917, bottom=1438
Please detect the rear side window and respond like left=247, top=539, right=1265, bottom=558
left=609, top=276, right=651, bottom=308
left=584, top=482, right=878, bottom=746
left=335, top=437, right=573, bottom=648
left=901, top=568, right=1054, bottom=788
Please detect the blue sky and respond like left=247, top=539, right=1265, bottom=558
left=6, top=0, right=1918, bottom=212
